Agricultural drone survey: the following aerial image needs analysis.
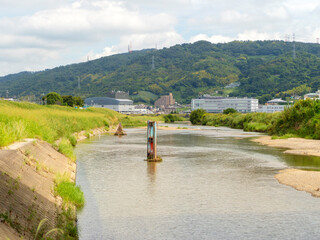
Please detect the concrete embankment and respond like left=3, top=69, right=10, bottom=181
left=0, top=126, right=112, bottom=239
left=252, top=136, right=320, bottom=197
left=0, top=139, right=75, bottom=239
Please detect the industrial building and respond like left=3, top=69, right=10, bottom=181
left=191, top=96, right=259, bottom=113
left=106, top=91, right=129, bottom=99
left=85, top=97, right=134, bottom=113
left=257, top=105, right=286, bottom=113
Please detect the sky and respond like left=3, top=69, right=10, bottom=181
left=1, top=0, right=320, bottom=76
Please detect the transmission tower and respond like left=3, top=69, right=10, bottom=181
left=292, top=33, right=296, bottom=60
left=6, top=90, right=9, bottom=98
left=151, top=55, right=155, bottom=70
left=78, top=77, right=81, bottom=90
left=284, top=34, right=290, bottom=42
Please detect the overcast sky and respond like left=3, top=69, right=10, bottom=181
left=1, top=0, right=320, bottom=76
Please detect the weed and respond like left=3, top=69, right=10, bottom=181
left=68, top=135, right=77, bottom=147
left=58, top=138, right=76, bottom=162
left=24, top=149, right=31, bottom=157
left=24, top=157, right=32, bottom=166
left=55, top=182, right=84, bottom=207
left=6, top=176, right=20, bottom=195
left=34, top=218, right=63, bottom=240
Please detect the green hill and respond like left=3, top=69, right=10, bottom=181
left=1, top=40, right=320, bottom=104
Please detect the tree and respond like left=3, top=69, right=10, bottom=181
left=164, top=114, right=175, bottom=123
left=73, top=96, right=84, bottom=107
left=190, top=109, right=206, bottom=125
left=45, top=92, right=63, bottom=105
left=62, top=95, right=74, bottom=107
left=223, top=108, right=237, bottom=114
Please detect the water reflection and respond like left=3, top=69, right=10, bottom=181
left=147, top=162, right=158, bottom=183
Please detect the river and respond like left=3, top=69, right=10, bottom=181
left=75, top=124, right=320, bottom=240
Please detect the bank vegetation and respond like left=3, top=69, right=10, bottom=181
left=0, top=101, right=163, bottom=239
left=190, top=99, right=320, bottom=139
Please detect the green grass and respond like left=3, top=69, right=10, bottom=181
left=120, top=115, right=164, bottom=127
left=0, top=101, right=158, bottom=147
left=55, top=182, right=84, bottom=208
left=54, top=173, right=84, bottom=208
left=271, top=133, right=299, bottom=139
left=0, top=101, right=122, bottom=147
left=58, top=138, right=76, bottom=162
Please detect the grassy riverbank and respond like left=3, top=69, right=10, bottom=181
left=0, top=101, right=163, bottom=239
left=0, top=101, right=163, bottom=148
left=191, top=99, right=320, bottom=139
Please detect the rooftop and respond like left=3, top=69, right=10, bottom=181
left=85, top=97, right=133, bottom=105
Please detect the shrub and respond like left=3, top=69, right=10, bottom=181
left=223, top=108, right=237, bottom=114
left=190, top=109, right=206, bottom=125
left=45, top=92, right=63, bottom=105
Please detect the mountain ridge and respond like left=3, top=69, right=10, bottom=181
left=1, top=40, right=320, bottom=104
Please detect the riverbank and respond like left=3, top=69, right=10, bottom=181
left=0, top=139, right=76, bottom=239
left=0, top=101, right=161, bottom=238
left=252, top=136, right=320, bottom=197
left=0, top=125, right=121, bottom=239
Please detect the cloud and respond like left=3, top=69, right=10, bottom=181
left=1, top=0, right=320, bottom=76
left=86, top=31, right=184, bottom=60
left=221, top=10, right=249, bottom=23
left=190, top=34, right=233, bottom=43
left=0, top=0, right=178, bottom=76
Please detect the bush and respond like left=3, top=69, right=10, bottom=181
left=223, top=108, right=237, bottom=114
left=190, top=109, right=206, bottom=125
left=164, top=114, right=185, bottom=123
left=45, top=92, right=63, bottom=105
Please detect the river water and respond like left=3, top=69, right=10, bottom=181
left=75, top=125, right=320, bottom=240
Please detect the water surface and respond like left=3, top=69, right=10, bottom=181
left=76, top=125, right=320, bottom=239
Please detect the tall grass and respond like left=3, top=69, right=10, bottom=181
left=54, top=173, right=84, bottom=208
left=0, top=101, right=156, bottom=147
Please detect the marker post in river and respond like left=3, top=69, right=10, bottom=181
left=147, top=121, right=162, bottom=162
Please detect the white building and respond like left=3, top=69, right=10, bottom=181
left=85, top=97, right=134, bottom=113
left=304, top=90, right=320, bottom=100
left=191, top=96, right=259, bottom=113
left=257, top=105, right=286, bottom=113
left=266, top=98, right=287, bottom=105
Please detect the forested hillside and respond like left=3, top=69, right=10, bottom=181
left=1, top=40, right=320, bottom=104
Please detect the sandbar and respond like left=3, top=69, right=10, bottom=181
left=252, top=136, right=320, bottom=197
